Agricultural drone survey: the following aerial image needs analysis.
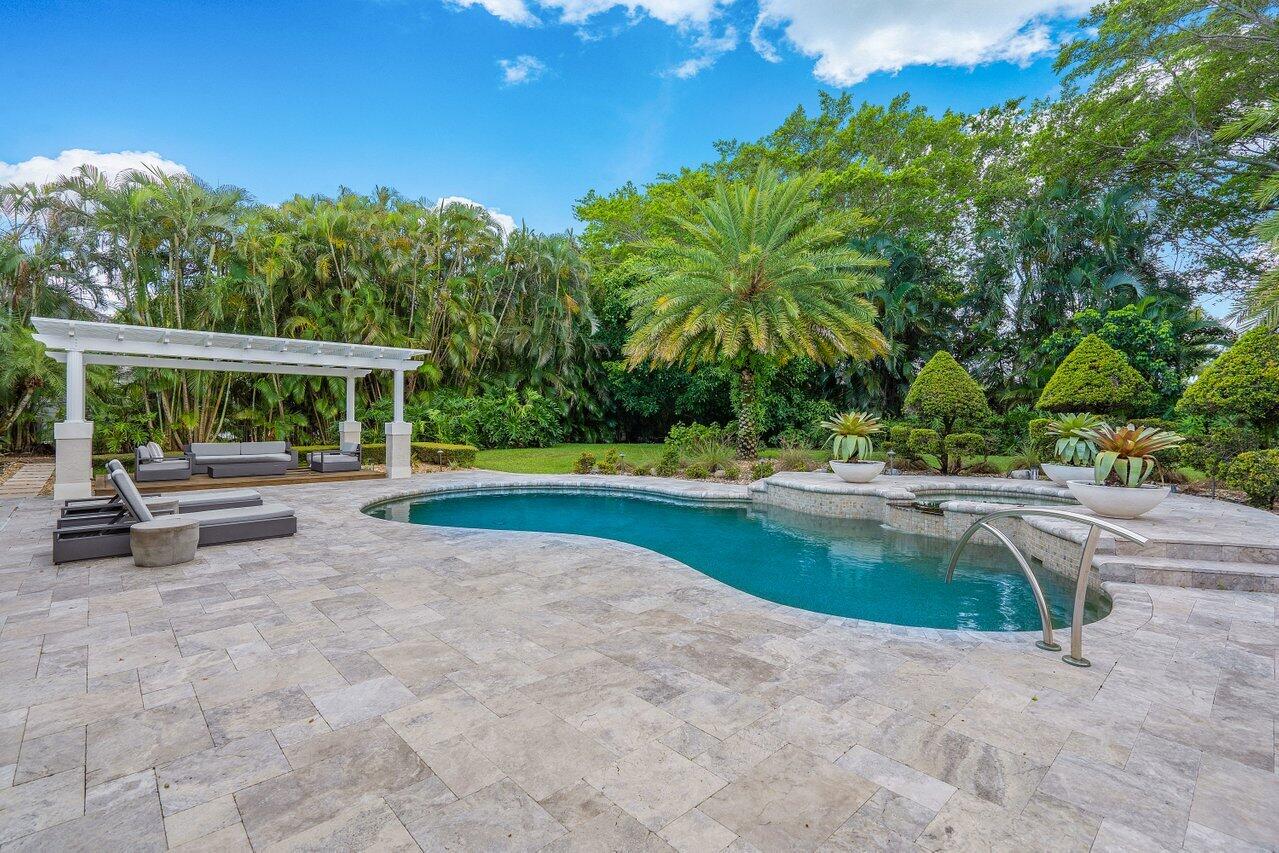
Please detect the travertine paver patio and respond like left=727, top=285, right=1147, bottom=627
left=1, top=471, right=1276, bottom=851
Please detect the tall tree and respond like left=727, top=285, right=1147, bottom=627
left=624, top=167, right=887, bottom=457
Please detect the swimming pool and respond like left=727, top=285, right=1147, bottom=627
left=365, top=488, right=1110, bottom=632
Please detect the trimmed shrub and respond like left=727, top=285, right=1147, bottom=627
left=683, top=463, right=708, bottom=479
left=1037, top=334, right=1153, bottom=416
left=1177, top=327, right=1279, bottom=442
left=1026, top=418, right=1054, bottom=458
left=904, top=352, right=990, bottom=473
left=573, top=452, right=596, bottom=474
left=944, top=432, right=987, bottom=470
left=1224, top=449, right=1279, bottom=509
left=750, top=461, right=776, bottom=480
left=886, top=425, right=916, bottom=462
left=596, top=449, right=621, bottom=475
left=717, top=463, right=741, bottom=480
left=907, top=428, right=940, bottom=460
left=654, top=446, right=681, bottom=477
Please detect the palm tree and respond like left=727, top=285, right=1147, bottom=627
left=625, top=167, right=888, bottom=457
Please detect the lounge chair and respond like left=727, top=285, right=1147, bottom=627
left=135, top=442, right=193, bottom=482
left=308, top=442, right=362, bottom=473
left=52, top=465, right=297, bottom=564
left=59, top=462, right=263, bottom=528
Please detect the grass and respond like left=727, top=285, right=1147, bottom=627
left=474, top=443, right=665, bottom=474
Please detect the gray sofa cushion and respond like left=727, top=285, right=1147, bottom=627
left=193, top=454, right=245, bottom=465
left=339, top=441, right=359, bottom=454
left=189, top=442, right=232, bottom=457
left=146, top=441, right=165, bottom=460
left=187, top=501, right=295, bottom=525
left=237, top=453, right=292, bottom=464
left=137, top=445, right=155, bottom=463
left=241, top=441, right=287, bottom=455
left=144, top=460, right=190, bottom=474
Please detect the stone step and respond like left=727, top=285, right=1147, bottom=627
left=1093, top=554, right=1279, bottom=593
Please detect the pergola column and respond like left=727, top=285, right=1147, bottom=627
left=384, top=369, right=411, bottom=479
left=53, top=348, right=93, bottom=501
left=340, top=373, right=361, bottom=448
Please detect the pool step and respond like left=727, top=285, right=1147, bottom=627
left=1093, top=554, right=1279, bottom=593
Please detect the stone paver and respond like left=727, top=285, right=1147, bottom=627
left=0, top=471, right=1275, bottom=850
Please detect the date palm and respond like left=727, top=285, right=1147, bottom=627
left=625, top=167, right=888, bottom=457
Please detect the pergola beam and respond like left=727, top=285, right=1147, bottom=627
left=34, top=334, right=419, bottom=373
left=49, top=351, right=373, bottom=379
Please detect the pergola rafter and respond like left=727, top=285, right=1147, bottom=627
left=31, top=317, right=429, bottom=499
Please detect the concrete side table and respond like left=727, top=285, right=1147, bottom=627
left=131, top=515, right=199, bottom=567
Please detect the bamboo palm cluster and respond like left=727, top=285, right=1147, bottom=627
left=0, top=167, right=601, bottom=449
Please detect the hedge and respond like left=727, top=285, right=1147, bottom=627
left=904, top=352, right=991, bottom=430
left=95, top=440, right=478, bottom=474
left=1037, top=334, right=1153, bottom=416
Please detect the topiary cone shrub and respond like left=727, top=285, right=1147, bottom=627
left=1036, top=334, right=1154, bottom=417
left=1177, top=327, right=1279, bottom=445
left=903, top=352, right=991, bottom=474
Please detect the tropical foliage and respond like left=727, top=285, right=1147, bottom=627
left=1088, top=423, right=1185, bottom=487
left=623, top=167, right=886, bottom=457
left=1, top=170, right=601, bottom=449
left=1047, top=413, right=1105, bottom=465
left=822, top=411, right=881, bottom=462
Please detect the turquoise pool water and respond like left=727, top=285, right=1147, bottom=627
left=365, top=489, right=1109, bottom=632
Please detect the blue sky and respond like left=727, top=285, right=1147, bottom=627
left=2, top=0, right=1089, bottom=233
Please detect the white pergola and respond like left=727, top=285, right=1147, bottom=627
left=31, top=317, right=428, bottom=499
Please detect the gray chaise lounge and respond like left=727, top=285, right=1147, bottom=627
left=135, top=441, right=192, bottom=482
left=308, top=442, right=362, bottom=473
left=52, top=464, right=297, bottom=564
left=60, top=461, right=263, bottom=529
left=186, top=441, right=298, bottom=478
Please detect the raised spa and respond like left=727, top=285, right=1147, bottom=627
left=365, top=488, right=1110, bottom=632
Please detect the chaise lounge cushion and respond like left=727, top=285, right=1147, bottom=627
left=186, top=501, right=296, bottom=525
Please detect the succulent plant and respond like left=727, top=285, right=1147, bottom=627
left=821, top=411, right=882, bottom=462
left=1084, top=423, right=1184, bottom=487
left=1046, top=412, right=1105, bottom=465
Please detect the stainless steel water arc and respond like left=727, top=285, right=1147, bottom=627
left=944, top=508, right=1149, bottom=667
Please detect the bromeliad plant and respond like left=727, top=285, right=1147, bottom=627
left=1085, top=423, right=1184, bottom=487
left=822, top=412, right=882, bottom=462
left=1046, top=413, right=1104, bottom=465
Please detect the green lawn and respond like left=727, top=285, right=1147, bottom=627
left=474, top=443, right=665, bottom=473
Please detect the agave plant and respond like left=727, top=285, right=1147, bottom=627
left=1046, top=413, right=1104, bottom=465
left=821, top=411, right=882, bottom=462
left=1085, top=423, right=1184, bottom=487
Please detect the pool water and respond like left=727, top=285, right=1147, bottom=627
left=365, top=489, right=1110, bottom=632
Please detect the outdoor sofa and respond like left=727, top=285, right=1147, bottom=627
left=134, top=441, right=192, bottom=482
left=185, top=441, right=298, bottom=477
left=51, top=462, right=297, bottom=563
left=308, top=442, right=362, bottom=473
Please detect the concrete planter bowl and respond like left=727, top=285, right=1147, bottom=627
left=1040, top=463, right=1094, bottom=486
left=1066, top=480, right=1171, bottom=518
left=829, top=460, right=886, bottom=483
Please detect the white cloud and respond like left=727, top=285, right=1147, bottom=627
left=751, top=0, right=1092, bottom=86
left=0, top=148, right=189, bottom=187
left=447, top=0, right=539, bottom=25
left=541, top=0, right=725, bottom=27
left=437, top=195, right=518, bottom=233
left=665, top=24, right=738, bottom=77
left=498, top=54, right=548, bottom=85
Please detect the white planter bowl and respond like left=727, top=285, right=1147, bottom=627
left=1065, top=480, right=1170, bottom=518
left=1040, top=463, right=1094, bottom=486
left=829, top=460, right=885, bottom=483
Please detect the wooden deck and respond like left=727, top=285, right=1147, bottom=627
left=93, top=467, right=383, bottom=495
